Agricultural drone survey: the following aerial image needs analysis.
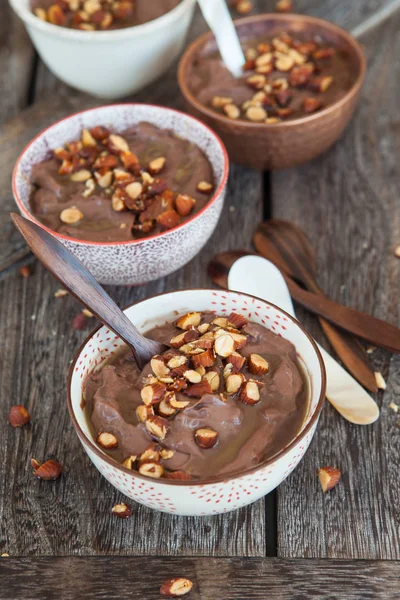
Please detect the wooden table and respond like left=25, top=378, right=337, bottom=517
left=1, top=1, right=399, bottom=598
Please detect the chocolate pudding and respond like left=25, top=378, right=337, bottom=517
left=189, top=30, right=357, bottom=122
left=83, top=311, right=308, bottom=481
left=29, top=123, right=214, bottom=242
left=31, top=0, right=182, bottom=31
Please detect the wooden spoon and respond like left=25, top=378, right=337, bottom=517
left=209, top=250, right=400, bottom=352
left=254, top=220, right=378, bottom=393
left=11, top=213, right=165, bottom=369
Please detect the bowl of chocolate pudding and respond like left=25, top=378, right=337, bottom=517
left=9, top=0, right=196, bottom=98
left=68, top=289, right=326, bottom=516
left=178, top=13, right=366, bottom=170
left=12, top=104, right=228, bottom=285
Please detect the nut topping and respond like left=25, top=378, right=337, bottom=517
left=8, top=405, right=31, bottom=427
left=69, top=169, right=92, bottom=183
left=148, top=156, right=166, bottom=174
left=212, top=96, right=233, bottom=108
left=214, top=333, right=235, bottom=358
left=136, top=404, right=154, bottom=423
left=176, top=312, right=202, bottom=330
left=157, top=210, right=180, bottom=230
left=97, top=432, right=118, bottom=449
left=195, top=427, right=219, bottom=449
left=184, top=381, right=213, bottom=398
left=225, top=373, right=246, bottom=395
left=223, top=104, right=241, bottom=119
left=196, top=181, right=214, bottom=194
left=111, top=503, right=132, bottom=518
left=203, top=370, right=220, bottom=392
left=303, top=97, right=323, bottom=114
left=226, top=352, right=246, bottom=372
left=31, top=459, right=63, bottom=480
left=239, top=381, right=261, bottom=405
left=125, top=181, right=143, bottom=200
left=246, top=106, right=267, bottom=122
left=108, top=133, right=129, bottom=153
left=145, top=415, right=168, bottom=439
left=191, top=349, right=215, bottom=368
left=175, top=194, right=196, bottom=217
left=160, top=577, right=193, bottom=597
left=138, top=461, right=164, bottom=479
left=318, top=466, right=341, bottom=492
left=151, top=356, right=170, bottom=378
left=122, top=456, right=137, bottom=469
left=60, top=207, right=83, bottom=224
left=228, top=312, right=248, bottom=329
left=141, top=382, right=167, bottom=406
left=184, top=370, right=202, bottom=384
left=248, top=354, right=269, bottom=375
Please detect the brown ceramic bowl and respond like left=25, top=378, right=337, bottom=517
left=178, top=13, right=366, bottom=170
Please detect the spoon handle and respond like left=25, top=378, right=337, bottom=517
left=285, top=277, right=400, bottom=354
left=11, top=214, right=164, bottom=368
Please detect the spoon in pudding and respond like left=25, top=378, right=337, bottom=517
left=11, top=213, right=166, bottom=370
left=197, top=0, right=245, bottom=77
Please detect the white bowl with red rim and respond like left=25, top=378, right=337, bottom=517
left=12, top=104, right=229, bottom=285
left=68, top=288, right=326, bottom=516
left=9, top=0, right=196, bottom=98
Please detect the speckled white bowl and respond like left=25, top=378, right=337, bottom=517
left=68, top=289, right=326, bottom=516
left=12, top=104, right=229, bottom=285
left=9, top=0, right=196, bottom=98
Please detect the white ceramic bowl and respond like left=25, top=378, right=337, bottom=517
left=68, top=289, right=326, bottom=516
left=12, top=104, right=228, bottom=285
left=9, top=0, right=196, bottom=98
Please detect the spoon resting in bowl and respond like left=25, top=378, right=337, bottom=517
left=10, top=213, right=165, bottom=370
left=197, top=0, right=245, bottom=77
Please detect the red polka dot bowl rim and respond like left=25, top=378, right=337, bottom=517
left=67, top=288, right=326, bottom=495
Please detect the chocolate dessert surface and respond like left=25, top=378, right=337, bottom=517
left=29, top=122, right=214, bottom=242
left=189, top=30, right=357, bottom=122
left=84, top=311, right=308, bottom=481
left=31, top=0, right=182, bottom=31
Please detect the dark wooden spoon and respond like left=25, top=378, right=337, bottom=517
left=11, top=213, right=165, bottom=369
left=254, top=220, right=379, bottom=392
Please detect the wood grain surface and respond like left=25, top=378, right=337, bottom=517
left=273, top=10, right=400, bottom=559
left=0, top=0, right=399, bottom=574
left=1, top=556, right=400, bottom=599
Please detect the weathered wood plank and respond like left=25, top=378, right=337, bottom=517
left=0, top=3, right=35, bottom=274
left=274, top=11, right=400, bottom=559
left=0, top=557, right=399, bottom=599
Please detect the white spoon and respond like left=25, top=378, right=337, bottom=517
left=197, top=0, right=245, bottom=77
left=228, top=255, right=380, bottom=425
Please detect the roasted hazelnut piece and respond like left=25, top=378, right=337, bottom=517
left=196, top=181, right=214, bottom=193
left=157, top=210, right=181, bottom=230
left=318, top=467, right=341, bottom=492
left=145, top=415, right=168, bottom=440
left=112, top=503, right=132, bottom=518
left=303, top=98, right=323, bottom=114
left=175, top=194, right=196, bottom=217
left=141, top=382, right=167, bottom=406
left=164, top=470, right=191, bottom=480
left=136, top=404, right=154, bottom=423
left=226, top=352, right=246, bottom=372
left=122, top=455, right=137, bottom=469
left=214, top=333, right=236, bottom=358
left=228, top=313, right=248, bottom=329
left=31, top=459, right=63, bottom=480
left=203, top=370, right=221, bottom=392
left=8, top=405, right=31, bottom=427
left=176, top=312, right=202, bottom=330
left=97, top=432, right=118, bottom=449
left=184, top=381, right=213, bottom=398
left=195, top=427, right=219, bottom=449
left=239, top=381, right=261, bottom=406
left=139, top=445, right=160, bottom=463
left=225, top=373, right=246, bottom=395
left=151, top=356, right=170, bottom=378
left=191, top=349, right=215, bottom=369
left=160, top=577, right=193, bottom=597
left=248, top=354, right=269, bottom=375
left=138, top=460, right=164, bottom=479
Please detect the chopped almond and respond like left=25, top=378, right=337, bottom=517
left=318, top=466, right=341, bottom=492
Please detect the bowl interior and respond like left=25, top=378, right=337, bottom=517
left=180, top=13, right=364, bottom=126
left=13, top=104, right=228, bottom=243
left=69, top=289, right=325, bottom=482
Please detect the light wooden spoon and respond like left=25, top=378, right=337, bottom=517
left=11, top=213, right=165, bottom=370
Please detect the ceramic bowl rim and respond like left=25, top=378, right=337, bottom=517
left=9, top=0, right=196, bottom=42
left=67, top=288, right=327, bottom=487
left=12, top=103, right=229, bottom=247
left=178, top=12, right=366, bottom=128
